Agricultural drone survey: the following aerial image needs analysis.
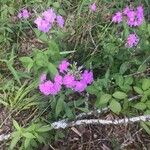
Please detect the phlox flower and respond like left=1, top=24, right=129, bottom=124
left=39, top=80, right=62, bottom=96
left=42, top=9, right=56, bottom=23
left=18, top=9, right=30, bottom=19
left=56, top=15, right=65, bottom=28
left=123, top=7, right=130, bottom=15
left=82, top=70, right=93, bottom=84
left=63, top=74, right=76, bottom=88
left=54, top=74, right=63, bottom=85
left=39, top=80, right=53, bottom=95
left=34, top=17, right=52, bottom=32
left=112, top=11, right=122, bottom=23
left=89, top=3, right=97, bottom=12
left=59, top=60, right=70, bottom=73
left=125, top=33, right=139, bottom=48
left=74, top=80, right=87, bottom=92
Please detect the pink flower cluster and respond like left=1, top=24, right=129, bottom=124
left=34, top=8, right=65, bottom=32
left=18, top=9, right=30, bottom=19
left=39, top=60, right=94, bottom=96
left=112, top=6, right=144, bottom=27
left=125, top=33, right=139, bottom=48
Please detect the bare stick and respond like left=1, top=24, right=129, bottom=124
left=52, top=115, right=150, bottom=129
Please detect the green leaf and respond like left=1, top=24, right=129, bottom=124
left=142, top=79, right=150, bottom=91
left=22, top=133, right=35, bottom=139
left=86, top=85, right=99, bottom=95
left=65, top=105, right=74, bottom=119
left=77, top=107, right=89, bottom=113
left=6, top=62, right=21, bottom=85
left=9, top=132, right=21, bottom=150
left=124, top=77, right=133, bottom=85
left=55, top=95, right=65, bottom=117
left=144, top=89, right=150, bottom=96
left=34, top=51, right=48, bottom=67
left=141, top=121, right=150, bottom=135
left=53, top=2, right=60, bottom=8
left=47, top=40, right=60, bottom=61
left=24, top=138, right=30, bottom=149
left=133, top=86, right=143, bottom=95
left=109, top=99, right=121, bottom=114
left=133, top=102, right=146, bottom=110
left=119, top=62, right=129, bottom=74
left=13, top=120, right=21, bottom=131
left=47, top=62, right=58, bottom=76
left=146, top=101, right=150, bottom=109
left=113, top=91, right=127, bottom=100
left=98, top=94, right=112, bottom=105
left=37, top=125, right=52, bottom=132
left=19, top=57, right=33, bottom=71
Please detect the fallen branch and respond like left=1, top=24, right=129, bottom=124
left=0, top=133, right=10, bottom=142
left=51, top=115, right=150, bottom=129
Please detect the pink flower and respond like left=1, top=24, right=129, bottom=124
left=18, top=9, right=30, bottom=19
left=42, top=9, right=56, bottom=23
left=39, top=80, right=53, bottom=95
left=136, top=6, right=144, bottom=26
left=123, top=7, right=130, bottom=15
left=89, top=3, right=97, bottom=12
left=56, top=15, right=65, bottom=28
left=54, top=74, right=63, bottom=85
left=39, top=80, right=61, bottom=96
left=74, top=80, right=87, bottom=92
left=53, top=82, right=62, bottom=94
left=126, top=10, right=136, bottom=26
left=125, top=33, right=139, bottom=48
left=34, top=17, right=52, bottom=32
left=59, top=60, right=70, bottom=73
left=40, top=73, right=47, bottom=83
left=63, top=74, right=76, bottom=88
left=82, top=70, right=93, bottom=84
left=112, top=11, right=122, bottom=23
left=123, top=6, right=144, bottom=27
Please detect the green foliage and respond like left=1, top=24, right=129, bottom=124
left=10, top=120, right=52, bottom=150
left=0, top=0, right=150, bottom=149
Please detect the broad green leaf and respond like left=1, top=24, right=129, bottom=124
left=23, top=133, right=35, bottom=139
left=53, top=2, right=60, bottom=8
left=65, top=104, right=74, bottom=119
left=144, top=89, right=150, bottom=96
left=142, top=79, right=150, bottom=91
left=133, top=102, right=146, bottom=110
left=9, top=132, right=21, bottom=150
left=99, top=94, right=112, bottom=105
left=124, top=77, right=133, bottom=85
left=119, top=62, right=129, bottom=74
left=19, top=57, right=33, bottom=71
left=34, top=52, right=48, bottom=67
left=113, top=91, right=127, bottom=100
left=109, top=99, right=121, bottom=114
left=47, top=62, right=58, bottom=76
left=141, top=122, right=150, bottom=135
left=133, top=86, right=143, bottom=95
left=55, top=95, right=65, bottom=117
left=86, top=85, right=99, bottom=95
left=37, top=125, right=52, bottom=132
left=146, top=101, right=150, bottom=109
left=24, top=138, right=30, bottom=149
left=13, top=120, right=21, bottom=131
